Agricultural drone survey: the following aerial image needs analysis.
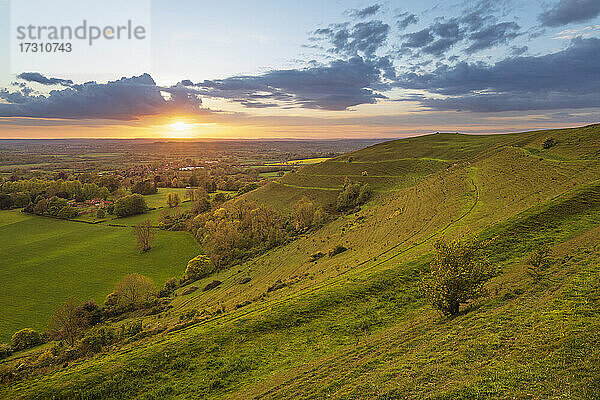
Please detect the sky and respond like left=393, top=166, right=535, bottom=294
left=0, top=0, right=599, bottom=139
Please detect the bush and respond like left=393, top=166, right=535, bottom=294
left=114, top=194, right=147, bottom=217
left=47, top=196, right=69, bottom=216
left=47, top=297, right=89, bottom=346
left=336, top=178, right=372, bottom=211
left=131, top=180, right=158, bottom=195
left=203, top=280, right=222, bottom=291
left=212, top=192, right=229, bottom=203
left=56, top=205, right=78, bottom=219
left=329, top=245, right=348, bottom=257
left=543, top=138, right=556, bottom=149
left=191, top=197, right=210, bottom=215
left=309, top=251, right=325, bottom=262
left=33, top=198, right=48, bottom=214
left=237, top=182, right=259, bottom=195
left=0, top=344, right=12, bottom=359
left=158, top=277, right=179, bottom=297
left=112, top=273, right=156, bottom=308
left=158, top=210, right=188, bottom=231
left=11, top=192, right=30, bottom=208
left=11, top=328, right=43, bottom=351
left=185, top=254, right=215, bottom=281
left=526, top=245, right=553, bottom=281
left=96, top=208, right=106, bottom=218
left=78, top=327, right=117, bottom=355
left=292, top=197, right=326, bottom=232
left=420, top=239, right=499, bottom=317
left=0, top=194, right=13, bottom=210
left=166, top=192, right=180, bottom=208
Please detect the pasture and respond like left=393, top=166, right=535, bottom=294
left=0, top=210, right=201, bottom=341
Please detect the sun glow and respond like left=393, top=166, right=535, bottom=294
left=157, top=119, right=221, bottom=138
left=170, top=121, right=190, bottom=131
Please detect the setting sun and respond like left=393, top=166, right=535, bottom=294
left=170, top=121, right=190, bottom=131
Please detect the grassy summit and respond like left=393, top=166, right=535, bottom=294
left=2, top=124, right=600, bottom=399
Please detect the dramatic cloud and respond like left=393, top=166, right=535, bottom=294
left=16, top=72, right=73, bottom=86
left=186, top=57, right=391, bottom=111
left=539, top=0, right=600, bottom=27
left=396, top=38, right=600, bottom=112
left=415, top=92, right=600, bottom=112
left=396, top=12, right=418, bottom=30
left=347, top=4, right=381, bottom=19
left=311, top=20, right=390, bottom=58
left=465, top=22, right=521, bottom=53
left=402, top=28, right=435, bottom=48
left=0, top=74, right=205, bottom=120
left=399, top=1, right=521, bottom=58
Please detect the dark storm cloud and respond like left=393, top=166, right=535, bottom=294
left=186, top=57, right=390, bottom=111
left=539, top=0, right=600, bottom=27
left=396, top=38, right=600, bottom=112
left=347, top=4, right=381, bottom=19
left=311, top=20, right=390, bottom=58
left=0, top=74, right=205, bottom=120
left=396, top=12, right=418, bottom=30
left=16, top=72, right=73, bottom=86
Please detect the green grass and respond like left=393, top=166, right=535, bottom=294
left=2, top=124, right=600, bottom=399
left=0, top=211, right=201, bottom=342
left=109, top=202, right=193, bottom=226
left=143, top=188, right=191, bottom=208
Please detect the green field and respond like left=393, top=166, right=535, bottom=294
left=2, top=125, right=600, bottom=399
left=142, top=187, right=191, bottom=208
left=0, top=210, right=201, bottom=341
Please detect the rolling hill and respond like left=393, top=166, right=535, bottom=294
left=2, top=124, right=600, bottom=399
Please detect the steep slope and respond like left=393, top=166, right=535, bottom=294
left=2, top=124, right=600, bottom=399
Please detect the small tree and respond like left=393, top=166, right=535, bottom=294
left=0, top=343, right=12, bottom=359
left=185, top=254, right=214, bottom=281
left=11, top=328, right=43, bottom=351
left=526, top=245, right=553, bottom=282
left=167, top=192, right=181, bottom=208
left=47, top=297, right=88, bottom=346
left=543, top=138, right=556, bottom=149
left=420, top=239, right=498, bottom=317
left=133, top=219, right=155, bottom=252
left=0, top=193, right=13, bottom=210
left=292, top=197, right=317, bottom=231
left=56, top=205, right=78, bottom=219
left=114, top=194, right=147, bottom=217
left=336, top=178, right=372, bottom=211
left=113, top=273, right=155, bottom=308
left=191, top=197, right=211, bottom=215
left=131, top=180, right=158, bottom=195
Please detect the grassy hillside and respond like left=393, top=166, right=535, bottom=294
left=2, top=124, right=600, bottom=399
left=0, top=210, right=201, bottom=342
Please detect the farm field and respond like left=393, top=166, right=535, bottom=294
left=0, top=210, right=201, bottom=341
